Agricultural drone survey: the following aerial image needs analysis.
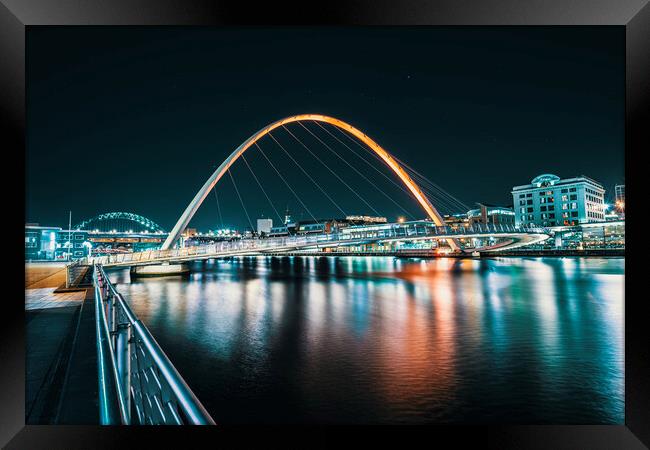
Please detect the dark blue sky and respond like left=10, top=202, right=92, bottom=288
left=27, top=27, right=624, bottom=230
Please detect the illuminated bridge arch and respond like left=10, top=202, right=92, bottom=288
left=75, top=212, right=165, bottom=233
left=162, top=114, right=458, bottom=250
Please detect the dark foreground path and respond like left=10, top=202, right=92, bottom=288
left=25, top=288, right=98, bottom=424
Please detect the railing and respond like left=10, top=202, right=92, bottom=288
left=87, top=222, right=548, bottom=266
left=65, top=259, right=87, bottom=288
left=93, top=264, right=215, bottom=425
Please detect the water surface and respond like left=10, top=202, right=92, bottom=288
left=110, top=256, right=624, bottom=424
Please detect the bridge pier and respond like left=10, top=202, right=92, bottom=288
left=130, top=263, right=190, bottom=277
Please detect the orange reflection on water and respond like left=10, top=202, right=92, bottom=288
left=370, top=260, right=459, bottom=416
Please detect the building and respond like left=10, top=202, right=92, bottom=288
left=268, top=215, right=390, bottom=237
left=466, top=204, right=515, bottom=227
left=344, top=215, right=387, bottom=224
left=25, top=224, right=61, bottom=260
left=615, top=184, right=625, bottom=216
left=443, top=213, right=469, bottom=230
left=25, top=224, right=91, bottom=261
left=512, top=174, right=605, bottom=227
left=257, top=218, right=273, bottom=235
left=55, top=229, right=90, bottom=260
left=182, top=228, right=198, bottom=238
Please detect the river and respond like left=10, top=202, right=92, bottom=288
left=109, top=256, right=624, bottom=424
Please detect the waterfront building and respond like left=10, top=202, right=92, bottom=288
left=526, top=220, right=625, bottom=250
left=512, top=173, right=605, bottom=227
left=26, top=223, right=170, bottom=260
left=345, top=215, right=387, bottom=224
left=257, top=218, right=273, bottom=235
left=25, top=225, right=92, bottom=260
left=466, top=203, right=515, bottom=227
left=443, top=213, right=469, bottom=230
left=25, top=224, right=62, bottom=261
left=615, top=184, right=625, bottom=205
left=55, top=229, right=90, bottom=260
left=182, top=228, right=198, bottom=237
left=615, top=184, right=625, bottom=216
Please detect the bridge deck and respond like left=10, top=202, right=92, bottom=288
left=87, top=225, right=549, bottom=268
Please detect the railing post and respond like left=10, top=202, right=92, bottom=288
left=115, top=318, right=132, bottom=424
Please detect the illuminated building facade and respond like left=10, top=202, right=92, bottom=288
left=443, top=213, right=470, bottom=230
left=25, top=224, right=61, bottom=260
left=615, top=184, right=625, bottom=216
left=25, top=224, right=91, bottom=260
left=257, top=218, right=273, bottom=235
left=512, top=174, right=605, bottom=227
left=466, top=204, right=515, bottom=227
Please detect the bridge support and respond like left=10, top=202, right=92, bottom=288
left=130, top=263, right=190, bottom=277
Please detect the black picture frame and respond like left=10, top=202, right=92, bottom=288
left=2, top=0, right=648, bottom=447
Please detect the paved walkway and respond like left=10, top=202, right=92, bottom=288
left=25, top=286, right=98, bottom=424
left=25, top=262, right=67, bottom=289
left=25, top=288, right=85, bottom=311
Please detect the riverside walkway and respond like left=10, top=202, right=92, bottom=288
left=25, top=264, right=98, bottom=424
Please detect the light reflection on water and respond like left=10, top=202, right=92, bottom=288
left=109, top=256, right=624, bottom=424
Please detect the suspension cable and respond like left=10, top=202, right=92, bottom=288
left=268, top=131, right=347, bottom=217
left=394, top=156, right=470, bottom=211
left=240, top=153, right=284, bottom=224
left=307, top=122, right=420, bottom=218
left=212, top=188, right=225, bottom=230
left=401, top=167, right=469, bottom=213
left=327, top=122, right=470, bottom=213
left=227, top=168, right=255, bottom=232
left=293, top=122, right=382, bottom=216
left=253, top=141, right=320, bottom=225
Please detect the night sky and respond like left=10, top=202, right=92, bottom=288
left=27, top=27, right=624, bottom=231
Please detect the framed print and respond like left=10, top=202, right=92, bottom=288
left=2, top=0, right=649, bottom=448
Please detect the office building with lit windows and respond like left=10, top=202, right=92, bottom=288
left=511, top=174, right=606, bottom=227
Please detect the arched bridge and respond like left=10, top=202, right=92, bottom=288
left=75, top=212, right=165, bottom=233
left=162, top=114, right=460, bottom=251
left=82, top=114, right=549, bottom=268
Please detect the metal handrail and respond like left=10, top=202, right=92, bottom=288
left=93, top=264, right=215, bottom=425
left=87, top=222, right=548, bottom=266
